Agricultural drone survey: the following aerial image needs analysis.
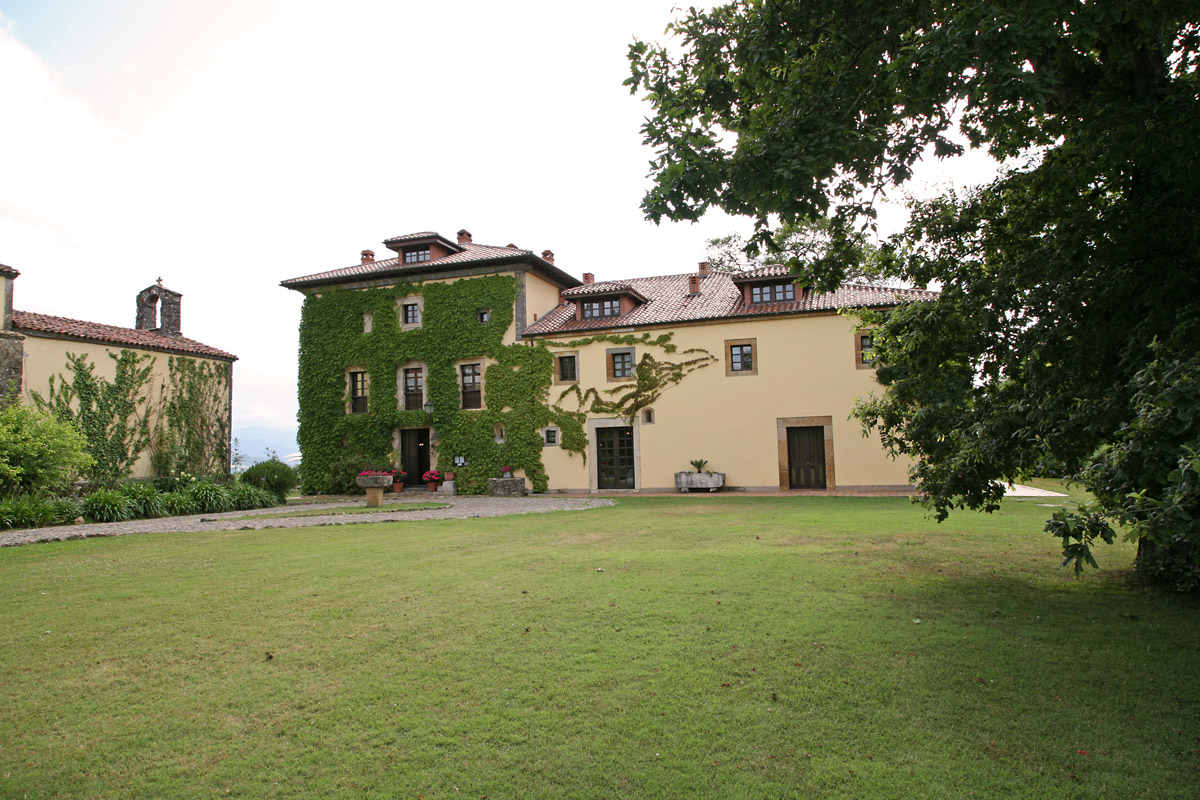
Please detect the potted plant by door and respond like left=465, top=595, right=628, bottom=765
left=500, top=464, right=514, bottom=478
left=674, top=459, right=726, bottom=492
left=391, top=470, right=407, bottom=492
left=422, top=469, right=442, bottom=492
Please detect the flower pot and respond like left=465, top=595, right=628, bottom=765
left=427, top=482, right=439, bottom=493
left=501, top=470, right=513, bottom=479
left=391, top=482, right=404, bottom=493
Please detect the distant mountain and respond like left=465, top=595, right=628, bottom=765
left=233, top=426, right=299, bottom=465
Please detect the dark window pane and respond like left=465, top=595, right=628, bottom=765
left=559, top=355, right=577, bottom=381
left=612, top=352, right=632, bottom=378
left=731, top=344, right=753, bottom=371
left=349, top=371, right=367, bottom=413
left=404, top=248, right=430, bottom=263
left=403, top=304, right=420, bottom=325
left=403, top=368, right=423, bottom=410
left=461, top=364, right=482, bottom=408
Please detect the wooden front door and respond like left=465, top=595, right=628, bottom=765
left=597, top=427, right=635, bottom=490
left=399, top=429, right=430, bottom=486
left=787, top=426, right=827, bottom=489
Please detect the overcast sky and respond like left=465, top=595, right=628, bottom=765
left=0, top=0, right=999, bottom=436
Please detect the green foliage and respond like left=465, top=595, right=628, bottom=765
left=0, top=404, right=93, bottom=495
left=186, top=481, right=232, bottom=514
left=240, top=458, right=297, bottom=503
left=706, top=219, right=889, bottom=281
left=118, top=482, right=166, bottom=519
left=297, top=277, right=581, bottom=496
left=161, top=490, right=198, bottom=517
left=689, top=459, right=708, bottom=473
left=228, top=483, right=278, bottom=511
left=0, top=494, right=55, bottom=529
left=32, top=350, right=154, bottom=486
left=82, top=488, right=136, bottom=523
left=631, top=2, right=1200, bottom=588
left=150, top=357, right=232, bottom=477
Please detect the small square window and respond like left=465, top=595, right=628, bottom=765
left=478, top=309, right=491, bottom=323
left=725, top=339, right=758, bottom=377
left=402, top=304, right=420, bottom=326
left=404, top=247, right=430, bottom=263
left=543, top=427, right=559, bottom=446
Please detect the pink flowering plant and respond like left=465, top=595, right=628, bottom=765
left=358, top=468, right=406, bottom=478
left=500, top=465, right=513, bottom=474
left=422, top=469, right=442, bottom=483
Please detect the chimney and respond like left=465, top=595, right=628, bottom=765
left=583, top=273, right=594, bottom=285
left=541, top=249, right=555, bottom=264
left=0, top=263, right=18, bottom=331
left=457, top=229, right=473, bottom=244
left=361, top=249, right=375, bottom=264
left=698, top=261, right=709, bottom=276
left=688, top=275, right=701, bottom=295
left=136, top=280, right=182, bottom=337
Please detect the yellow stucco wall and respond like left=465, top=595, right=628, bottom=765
left=18, top=335, right=231, bottom=479
left=538, top=312, right=911, bottom=492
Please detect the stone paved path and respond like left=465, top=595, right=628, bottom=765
left=0, top=496, right=614, bottom=548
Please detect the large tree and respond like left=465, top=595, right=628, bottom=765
left=628, top=1, right=1200, bottom=587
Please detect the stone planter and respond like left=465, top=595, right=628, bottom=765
left=675, top=471, right=725, bottom=493
left=356, top=474, right=394, bottom=507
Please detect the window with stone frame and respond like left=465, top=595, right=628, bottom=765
left=349, top=370, right=368, bottom=413
left=460, top=363, right=482, bottom=409
left=402, top=303, right=420, bottom=326
left=557, top=354, right=578, bottom=383
left=609, top=350, right=634, bottom=381
left=855, top=332, right=877, bottom=369
left=725, top=338, right=758, bottom=376
left=403, top=367, right=424, bottom=410
left=543, top=427, right=560, bottom=446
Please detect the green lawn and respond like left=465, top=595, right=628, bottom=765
left=231, top=501, right=448, bottom=520
left=2, top=487, right=1197, bottom=799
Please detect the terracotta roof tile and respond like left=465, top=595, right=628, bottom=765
left=12, top=310, right=237, bottom=361
left=523, top=272, right=936, bottom=337
left=281, top=241, right=541, bottom=288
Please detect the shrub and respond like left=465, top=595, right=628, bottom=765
left=229, top=483, right=277, bottom=510
left=241, top=459, right=297, bottom=502
left=119, top=482, right=167, bottom=519
left=83, top=489, right=136, bottom=523
left=186, top=481, right=232, bottom=514
left=154, top=471, right=199, bottom=493
left=0, top=404, right=93, bottom=495
left=48, top=497, right=83, bottom=525
left=0, top=494, right=55, bottom=530
left=161, top=491, right=197, bottom=517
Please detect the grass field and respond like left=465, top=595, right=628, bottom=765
left=2, top=484, right=1197, bottom=799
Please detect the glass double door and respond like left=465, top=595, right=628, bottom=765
left=597, top=427, right=635, bottom=490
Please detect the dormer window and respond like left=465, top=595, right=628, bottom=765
left=750, top=283, right=795, bottom=303
left=404, top=247, right=430, bottom=264
left=582, top=298, right=620, bottom=319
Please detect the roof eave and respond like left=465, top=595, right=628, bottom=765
left=280, top=252, right=582, bottom=292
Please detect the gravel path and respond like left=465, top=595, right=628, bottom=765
left=0, top=495, right=614, bottom=548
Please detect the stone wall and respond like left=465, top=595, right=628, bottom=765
left=487, top=477, right=528, bottom=497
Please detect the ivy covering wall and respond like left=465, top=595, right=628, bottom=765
left=298, top=276, right=581, bottom=495
left=296, top=274, right=717, bottom=495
